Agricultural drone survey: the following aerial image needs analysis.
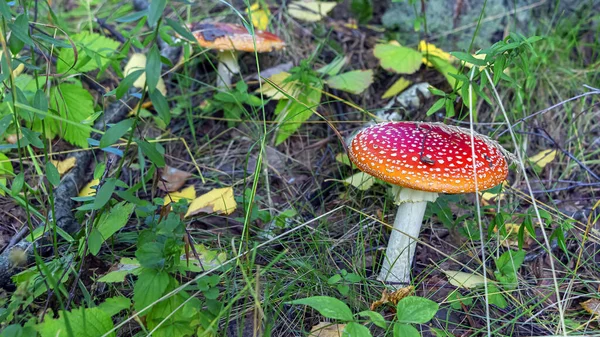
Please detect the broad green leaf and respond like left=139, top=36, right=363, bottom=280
left=20, top=127, right=43, bottom=148
left=326, top=70, right=373, bottom=94
left=148, top=0, right=167, bottom=27
left=393, top=323, right=420, bottom=337
left=48, top=83, right=95, bottom=147
left=97, top=296, right=131, bottom=317
left=33, top=90, right=49, bottom=117
left=358, top=310, right=386, bottom=329
left=149, top=90, right=170, bottom=125
left=1, top=324, right=36, bottom=337
left=396, top=296, right=439, bottom=324
left=486, top=284, right=507, bottom=308
left=146, top=283, right=199, bottom=337
left=133, top=269, right=170, bottom=313
left=89, top=202, right=136, bottom=255
left=426, top=98, right=446, bottom=116
left=100, top=119, right=134, bottom=148
left=0, top=114, right=13, bottom=137
left=46, top=161, right=60, bottom=187
left=374, top=43, right=422, bottom=74
left=92, top=178, right=116, bottom=210
left=8, top=14, right=34, bottom=53
left=274, top=82, right=322, bottom=145
left=146, top=46, right=161, bottom=93
left=288, top=296, right=353, bottom=321
left=342, top=322, right=371, bottom=337
left=116, top=69, right=144, bottom=99
left=451, top=51, right=487, bottom=67
left=428, top=56, right=460, bottom=89
left=137, top=139, right=166, bottom=168
left=0, top=0, right=11, bottom=21
left=35, top=307, right=115, bottom=337
left=56, top=32, right=120, bottom=74
left=11, top=172, right=24, bottom=195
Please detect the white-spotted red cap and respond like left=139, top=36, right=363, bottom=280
left=347, top=122, right=509, bottom=193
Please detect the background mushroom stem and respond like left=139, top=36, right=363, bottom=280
left=378, top=187, right=438, bottom=287
left=216, top=51, right=240, bottom=88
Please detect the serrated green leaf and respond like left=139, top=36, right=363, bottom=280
left=326, top=70, right=373, bottom=94
left=56, top=32, right=120, bottom=74
left=288, top=296, right=353, bottom=321
left=48, top=83, right=95, bottom=147
left=97, top=296, right=131, bottom=317
left=35, top=306, right=115, bottom=337
left=374, top=43, right=422, bottom=74
left=133, top=269, right=170, bottom=313
left=100, top=119, right=134, bottom=148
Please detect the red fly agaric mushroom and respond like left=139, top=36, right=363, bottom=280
left=189, top=22, right=285, bottom=88
left=347, top=122, right=511, bottom=286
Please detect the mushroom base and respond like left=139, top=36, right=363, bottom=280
left=377, top=200, right=428, bottom=287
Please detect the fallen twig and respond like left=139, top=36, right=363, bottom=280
left=0, top=93, right=138, bottom=288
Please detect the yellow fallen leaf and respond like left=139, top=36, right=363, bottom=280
left=79, top=179, right=100, bottom=197
left=288, top=1, right=337, bottom=22
left=50, top=157, right=77, bottom=175
left=186, top=187, right=237, bottom=217
left=164, top=185, right=196, bottom=206
left=581, top=298, right=600, bottom=316
left=382, top=77, right=412, bottom=99
left=418, top=40, right=452, bottom=66
left=529, top=149, right=557, bottom=169
left=257, top=71, right=301, bottom=100
left=480, top=180, right=508, bottom=202
left=309, top=322, right=346, bottom=337
left=246, top=2, right=270, bottom=31
left=443, top=270, right=486, bottom=289
left=344, top=171, right=375, bottom=191
left=123, top=53, right=167, bottom=96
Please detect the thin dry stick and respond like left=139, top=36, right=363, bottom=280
left=484, top=69, right=567, bottom=336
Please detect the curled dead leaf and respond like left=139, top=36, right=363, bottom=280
left=581, top=298, right=600, bottom=316
left=370, top=286, right=414, bottom=310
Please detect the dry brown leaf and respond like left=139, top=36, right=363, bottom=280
left=309, top=322, right=346, bottom=337
left=159, top=166, right=192, bottom=192
left=370, top=286, right=414, bottom=310
left=581, top=298, right=600, bottom=316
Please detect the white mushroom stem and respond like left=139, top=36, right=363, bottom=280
left=216, top=51, right=240, bottom=88
left=378, top=186, right=438, bottom=287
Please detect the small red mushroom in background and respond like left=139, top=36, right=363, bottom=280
left=348, top=121, right=510, bottom=287
left=188, top=23, right=285, bottom=88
